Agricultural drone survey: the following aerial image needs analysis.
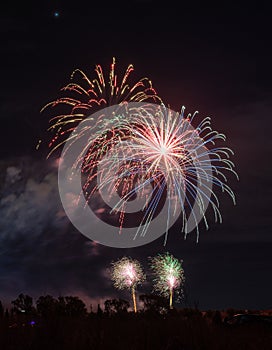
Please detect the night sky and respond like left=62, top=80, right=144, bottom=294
left=1, top=1, right=271, bottom=310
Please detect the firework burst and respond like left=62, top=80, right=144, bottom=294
left=110, top=256, right=145, bottom=312
left=149, top=252, right=185, bottom=308
left=42, top=59, right=238, bottom=247
left=77, top=103, right=238, bottom=243
left=40, top=57, right=161, bottom=157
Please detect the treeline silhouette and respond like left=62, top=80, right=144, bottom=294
left=0, top=294, right=271, bottom=350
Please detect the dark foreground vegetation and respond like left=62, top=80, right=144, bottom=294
left=0, top=294, right=271, bottom=350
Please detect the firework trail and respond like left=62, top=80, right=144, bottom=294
left=110, top=256, right=145, bottom=312
left=40, top=57, right=161, bottom=158
left=149, top=252, right=185, bottom=308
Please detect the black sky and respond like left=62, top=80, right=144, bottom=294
left=0, top=1, right=272, bottom=310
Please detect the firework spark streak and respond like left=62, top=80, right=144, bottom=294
left=42, top=59, right=238, bottom=248
left=110, top=257, right=145, bottom=312
left=57, top=101, right=237, bottom=247
left=149, top=252, right=185, bottom=308
left=40, top=57, right=161, bottom=157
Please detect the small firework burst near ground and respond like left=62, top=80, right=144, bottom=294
left=110, top=257, right=145, bottom=312
left=149, top=252, right=185, bottom=308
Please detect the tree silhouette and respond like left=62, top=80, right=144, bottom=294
left=139, top=294, right=168, bottom=313
left=0, top=300, right=4, bottom=319
left=36, top=295, right=57, bottom=318
left=96, top=303, right=103, bottom=317
left=64, top=296, right=87, bottom=317
left=104, top=298, right=129, bottom=315
left=11, top=293, right=35, bottom=315
left=55, top=296, right=87, bottom=318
